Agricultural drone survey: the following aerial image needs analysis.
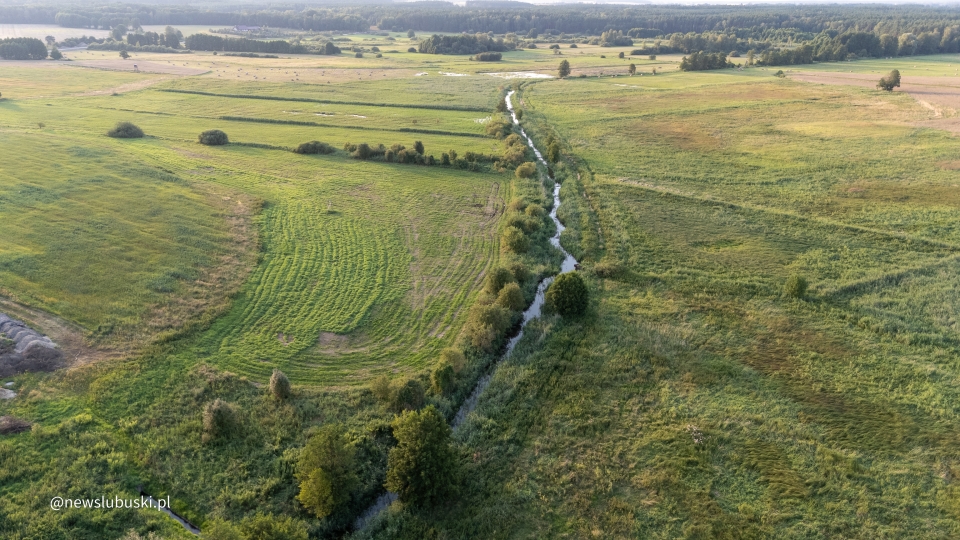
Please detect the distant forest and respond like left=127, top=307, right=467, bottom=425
left=5, top=3, right=960, bottom=38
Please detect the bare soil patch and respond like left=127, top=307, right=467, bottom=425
left=791, top=71, right=960, bottom=115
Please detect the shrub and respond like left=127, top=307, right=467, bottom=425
left=50, top=47, right=62, bottom=60
left=352, top=142, right=372, bottom=159
left=484, top=266, right=517, bottom=295
left=496, top=282, right=525, bottom=311
left=525, top=203, right=545, bottom=218
left=371, top=46, right=380, bottom=52
left=570, top=43, right=578, bottom=48
left=269, top=369, right=291, bottom=400
left=202, top=399, right=236, bottom=443
left=354, top=52, right=363, bottom=58
left=515, top=162, right=537, bottom=178
left=509, top=262, right=530, bottom=283
left=466, top=304, right=511, bottom=350
left=774, top=69, right=785, bottom=78
left=476, top=51, right=502, bottom=61
left=414, top=140, right=425, bottom=155
left=877, top=69, right=901, bottom=91
left=386, top=406, right=458, bottom=507
left=558, top=59, right=571, bottom=78
left=441, top=153, right=450, bottom=165
left=407, top=47, right=417, bottom=53
left=440, top=348, right=466, bottom=373
left=508, top=197, right=528, bottom=212
left=296, top=424, right=357, bottom=518
left=294, top=141, right=335, bottom=155
left=783, top=274, right=808, bottom=299
left=431, top=360, right=456, bottom=396
left=107, top=121, right=144, bottom=138
left=371, top=375, right=392, bottom=402
left=649, top=55, right=657, bottom=60
left=546, top=272, right=589, bottom=317
left=502, top=226, right=529, bottom=253
left=198, top=129, right=228, bottom=145
left=392, top=378, right=425, bottom=412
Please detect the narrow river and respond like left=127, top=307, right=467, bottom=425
left=354, top=89, right=580, bottom=531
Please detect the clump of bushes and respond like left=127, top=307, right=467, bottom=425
left=269, top=369, right=291, bottom=400
left=783, top=274, right=808, bottom=299
left=294, top=141, right=335, bottom=155
left=296, top=424, right=357, bottom=518
left=502, top=225, right=530, bottom=253
left=107, top=121, right=144, bottom=138
left=386, top=406, right=459, bottom=507
left=877, top=69, right=901, bottom=91
left=475, top=51, right=502, bottom=61
left=546, top=272, right=589, bottom=317
left=515, top=162, right=537, bottom=178
left=202, top=399, right=237, bottom=443
left=465, top=303, right=511, bottom=350
left=199, top=129, right=229, bottom=145
left=371, top=376, right=426, bottom=413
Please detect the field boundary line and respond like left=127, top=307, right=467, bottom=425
left=159, top=89, right=490, bottom=112
left=615, top=178, right=960, bottom=252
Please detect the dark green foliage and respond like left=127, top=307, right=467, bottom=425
left=441, top=153, right=451, bottom=165
left=385, top=406, right=459, bottom=507
left=756, top=44, right=813, bottom=66
left=546, top=272, right=589, bottom=317
left=50, top=47, right=62, bottom=60
left=414, top=140, right=424, bottom=155
left=269, top=369, right=291, bottom=400
left=600, top=30, right=633, bottom=47
left=431, top=360, right=456, bottom=396
left=392, top=379, right=425, bottom=412
left=294, top=141, right=335, bottom=154
left=202, top=399, right=237, bottom=443
left=485, top=266, right=517, bottom=295
left=296, top=424, right=357, bottom=518
left=0, top=37, right=47, bottom=60
left=198, top=129, right=229, bottom=145
left=205, top=513, right=308, bottom=540
left=355, top=51, right=363, bottom=58
left=440, top=348, right=466, bottom=373
left=558, top=59, right=571, bottom=78
left=877, top=69, right=901, bottom=91
left=407, top=47, right=416, bottom=53
left=352, top=142, right=373, bottom=159
left=618, top=51, right=625, bottom=58
left=628, top=63, right=636, bottom=75
left=106, top=121, right=144, bottom=139
left=185, top=34, right=309, bottom=55
left=525, top=204, right=545, bottom=218
left=783, top=274, right=808, bottom=299
left=495, top=282, right=525, bottom=311
left=475, top=51, right=502, bottom=61
left=679, top=51, right=732, bottom=71
left=419, top=33, right=511, bottom=55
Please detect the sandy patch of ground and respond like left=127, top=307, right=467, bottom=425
left=484, top=71, right=554, bottom=79
left=790, top=72, right=960, bottom=117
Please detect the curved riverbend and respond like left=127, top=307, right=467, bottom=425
left=355, top=88, right=579, bottom=530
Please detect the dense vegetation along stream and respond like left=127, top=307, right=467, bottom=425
left=354, top=89, right=579, bottom=531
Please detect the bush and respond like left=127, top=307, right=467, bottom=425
left=877, top=69, right=901, bottom=91
left=50, top=47, right=62, bottom=60
left=496, top=282, right=525, bottom=311
left=392, top=378, right=425, bottom=412
left=466, top=304, right=511, bottom=350
left=440, top=348, right=466, bottom=373
left=484, top=266, right=516, bottom=295
left=294, top=141, right=335, bottom=154
left=476, top=51, right=502, bottom=61
left=502, top=226, right=529, bottom=253
left=371, top=375, right=392, bottom=403
left=386, top=406, right=458, bottom=507
left=783, top=275, right=808, bottom=299
left=525, top=203, right=545, bottom=218
left=107, top=121, right=144, bottom=138
left=269, top=369, right=291, bottom=400
left=570, top=43, right=578, bottom=48
left=202, top=399, right=237, bottom=443
left=407, top=47, right=417, bottom=53
left=198, top=129, right=229, bottom=145
left=431, top=360, right=456, bottom=396
left=352, top=142, right=372, bottom=159
left=515, top=162, right=537, bottom=178
left=414, top=140, right=425, bottom=154
left=296, top=424, right=357, bottom=518
left=354, top=52, right=363, bottom=58
left=546, top=272, right=589, bottom=317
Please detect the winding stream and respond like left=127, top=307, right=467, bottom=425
left=354, top=89, right=579, bottom=531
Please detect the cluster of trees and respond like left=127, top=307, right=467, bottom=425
left=122, top=26, right=182, bottom=48
left=184, top=33, right=341, bottom=55
left=599, top=29, right=633, bottom=46
left=0, top=38, right=47, bottom=60
left=418, top=33, right=512, bottom=55
left=474, top=51, right=502, bottom=61
left=756, top=44, right=814, bottom=66
left=679, top=51, right=733, bottom=71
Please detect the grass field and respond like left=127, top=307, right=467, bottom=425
left=357, top=57, right=960, bottom=538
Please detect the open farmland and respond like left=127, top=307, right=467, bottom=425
left=362, top=58, right=960, bottom=538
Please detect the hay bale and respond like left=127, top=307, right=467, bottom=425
left=0, top=416, right=31, bottom=435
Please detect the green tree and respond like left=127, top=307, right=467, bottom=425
left=50, top=47, right=62, bottom=60
left=164, top=26, right=181, bottom=49
left=440, top=348, right=466, bottom=373
left=269, top=369, right=291, bottom=400
left=515, top=162, right=537, bottom=178
left=466, top=304, right=510, bottom=350
left=414, top=140, right=424, bottom=155
left=199, top=129, right=229, bottom=145
left=618, top=51, right=625, bottom=58
left=877, top=69, right=901, bottom=91
left=386, top=406, right=458, bottom=507
left=392, top=378, right=425, bottom=412
left=112, top=24, right=127, bottom=41
left=484, top=266, right=517, bottom=295
left=107, top=121, right=144, bottom=138
left=502, top=226, right=529, bottom=253
left=239, top=514, right=308, bottom=540
left=296, top=424, right=358, bottom=518
left=119, top=49, right=130, bottom=59
left=558, top=59, right=571, bottom=78
left=628, top=63, right=636, bottom=75
left=431, top=360, right=455, bottom=396
left=546, top=272, right=589, bottom=317
left=407, top=29, right=416, bottom=39
left=495, top=282, right=525, bottom=311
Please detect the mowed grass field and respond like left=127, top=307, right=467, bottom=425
left=368, top=59, right=960, bottom=538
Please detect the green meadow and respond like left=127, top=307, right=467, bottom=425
left=3, top=37, right=960, bottom=539
left=360, top=57, right=960, bottom=538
